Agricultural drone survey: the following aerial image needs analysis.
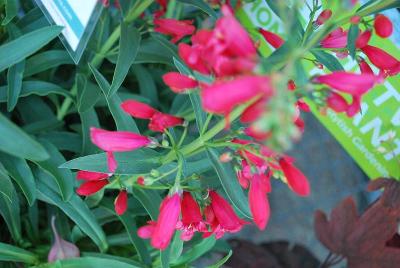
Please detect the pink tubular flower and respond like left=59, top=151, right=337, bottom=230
left=374, top=14, right=393, bottom=38
left=121, top=100, right=184, bottom=132
left=178, top=43, right=210, bottom=75
left=203, top=191, right=248, bottom=239
left=90, top=128, right=152, bottom=152
left=314, top=71, right=380, bottom=96
left=162, top=72, right=198, bottom=93
left=359, top=59, right=374, bottom=75
left=316, top=9, right=332, bottom=26
left=154, top=18, right=195, bottom=43
left=114, top=190, right=128, bottom=215
left=361, top=45, right=400, bottom=76
left=244, top=127, right=270, bottom=141
left=278, top=157, right=310, bottom=196
left=149, top=112, right=184, bottom=132
left=240, top=98, right=266, bottom=124
left=249, top=174, right=270, bottom=230
left=138, top=193, right=181, bottom=250
left=258, top=28, right=284, bottom=49
left=176, top=192, right=207, bottom=241
left=90, top=128, right=152, bottom=172
left=215, top=6, right=257, bottom=58
left=355, top=30, right=371, bottom=48
left=120, top=100, right=157, bottom=119
left=76, top=170, right=110, bottom=181
left=76, top=180, right=109, bottom=196
left=326, top=92, right=349, bottom=113
left=320, top=28, right=347, bottom=49
left=201, top=75, right=272, bottom=116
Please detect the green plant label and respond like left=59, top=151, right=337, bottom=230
left=239, top=0, right=400, bottom=179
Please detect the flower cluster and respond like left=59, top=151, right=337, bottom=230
left=73, top=0, right=399, bottom=253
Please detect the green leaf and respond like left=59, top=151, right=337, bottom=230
left=0, top=242, right=38, bottom=264
left=0, top=25, right=63, bottom=72
left=77, top=74, right=101, bottom=113
left=0, top=163, right=13, bottom=203
left=82, top=253, right=144, bottom=267
left=0, top=113, right=49, bottom=161
left=89, top=63, right=139, bottom=132
left=177, top=0, right=218, bottom=19
left=109, top=24, right=141, bottom=96
left=347, top=24, right=359, bottom=60
left=0, top=172, right=21, bottom=242
left=34, top=140, right=74, bottom=201
left=100, top=201, right=151, bottom=265
left=39, top=131, right=82, bottom=153
left=207, top=250, right=232, bottom=268
left=134, top=37, right=175, bottom=65
left=151, top=32, right=179, bottom=57
left=206, top=148, right=252, bottom=219
left=0, top=81, right=72, bottom=102
left=2, top=0, right=18, bottom=25
left=132, top=65, right=159, bottom=106
left=36, top=171, right=108, bottom=252
left=60, top=150, right=161, bottom=175
left=131, top=188, right=161, bottom=220
left=169, top=231, right=183, bottom=263
left=79, top=108, right=100, bottom=155
left=0, top=152, right=36, bottom=205
left=35, top=257, right=141, bottom=268
left=172, top=237, right=216, bottom=266
left=6, top=23, right=25, bottom=111
left=6, top=59, right=25, bottom=111
left=24, top=50, right=74, bottom=77
left=311, top=50, right=344, bottom=72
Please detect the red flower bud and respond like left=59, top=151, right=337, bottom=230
left=278, top=157, right=310, bottom=196
left=258, top=28, right=285, bottom=49
left=316, top=9, right=332, bottom=26
left=154, top=18, right=195, bottom=43
left=162, top=72, right=198, bottom=93
left=76, top=180, right=109, bottom=196
left=355, top=30, right=371, bottom=48
left=374, top=14, right=393, bottom=38
left=114, top=190, right=128, bottom=215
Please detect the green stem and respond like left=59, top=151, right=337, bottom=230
left=201, top=113, right=213, bottom=136
left=161, top=101, right=253, bottom=164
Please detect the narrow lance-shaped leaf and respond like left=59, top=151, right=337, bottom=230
left=0, top=152, right=36, bottom=206
left=0, top=170, right=21, bottom=242
left=2, top=0, right=18, bottom=25
left=6, top=24, right=25, bottom=111
left=24, top=50, right=74, bottom=77
left=109, top=23, right=141, bottom=96
left=172, top=237, right=216, bottom=266
left=0, top=81, right=72, bottom=103
left=0, top=242, right=38, bottom=264
left=35, top=170, right=108, bottom=252
left=35, top=139, right=74, bottom=201
left=311, top=50, right=344, bottom=72
left=0, top=113, right=49, bottom=161
left=34, top=257, right=141, bottom=268
left=206, top=148, right=252, bottom=219
left=100, top=201, right=151, bottom=265
left=0, top=163, right=13, bottom=203
left=177, top=0, right=218, bottom=19
left=89, top=64, right=139, bottom=132
left=132, top=65, right=159, bottom=106
left=0, top=25, right=63, bottom=72
left=347, top=24, right=359, bottom=60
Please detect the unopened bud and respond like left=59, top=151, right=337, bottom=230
left=161, top=139, right=169, bottom=147
left=219, top=152, right=232, bottom=163
left=48, top=216, right=80, bottom=262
